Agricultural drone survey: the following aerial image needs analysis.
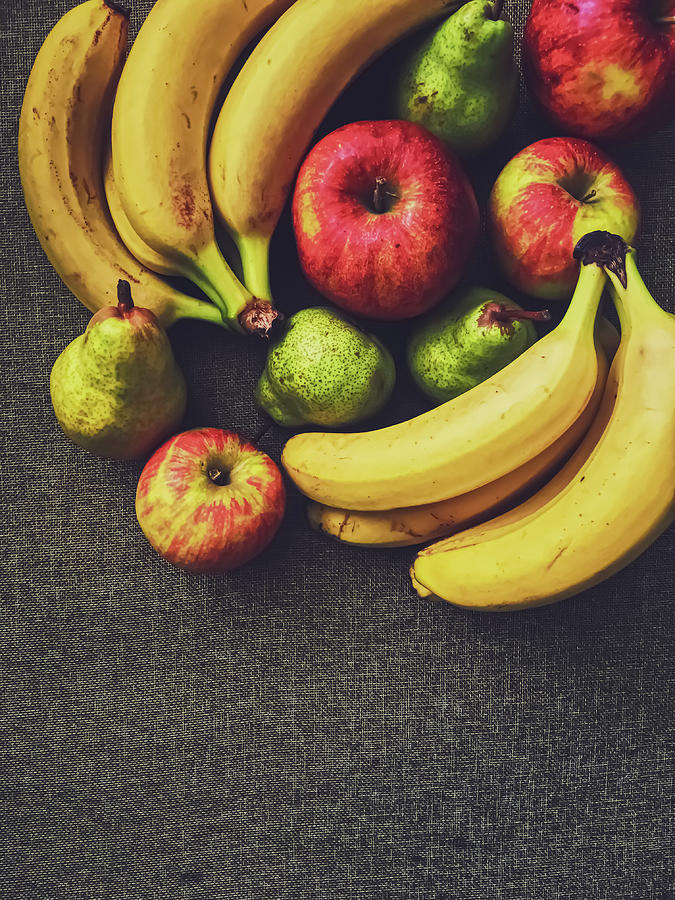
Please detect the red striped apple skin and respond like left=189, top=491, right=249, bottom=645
left=489, top=137, right=640, bottom=301
left=136, top=428, right=286, bottom=573
left=524, top=0, right=675, bottom=141
left=292, top=120, right=479, bottom=321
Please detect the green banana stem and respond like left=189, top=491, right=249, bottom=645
left=236, top=233, right=273, bottom=302
left=170, top=293, right=229, bottom=328
left=558, top=254, right=607, bottom=334
left=191, top=240, right=279, bottom=336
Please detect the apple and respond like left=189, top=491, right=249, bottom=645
left=291, top=119, right=479, bottom=320
left=489, top=136, right=640, bottom=300
left=523, top=0, right=675, bottom=141
left=135, top=427, right=285, bottom=573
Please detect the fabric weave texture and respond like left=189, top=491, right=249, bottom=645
left=1, top=0, right=673, bottom=897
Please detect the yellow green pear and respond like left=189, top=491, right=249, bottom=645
left=394, top=0, right=518, bottom=157
left=50, top=280, right=187, bottom=459
left=255, top=307, right=395, bottom=427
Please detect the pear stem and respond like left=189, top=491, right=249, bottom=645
left=117, top=279, right=134, bottom=315
left=492, top=0, right=504, bottom=20
left=580, top=189, right=597, bottom=204
left=479, top=302, right=551, bottom=330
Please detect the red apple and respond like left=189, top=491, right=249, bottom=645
left=489, top=136, right=640, bottom=300
left=135, top=427, right=285, bottom=573
left=291, top=120, right=479, bottom=320
left=524, top=0, right=675, bottom=141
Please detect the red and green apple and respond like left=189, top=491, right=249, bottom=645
left=135, top=427, right=286, bottom=574
left=292, top=119, right=479, bottom=321
left=489, top=136, right=640, bottom=300
left=524, top=0, right=675, bottom=141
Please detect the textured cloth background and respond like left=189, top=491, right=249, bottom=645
left=1, top=0, right=673, bottom=897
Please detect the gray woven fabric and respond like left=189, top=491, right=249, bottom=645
left=1, top=1, right=673, bottom=897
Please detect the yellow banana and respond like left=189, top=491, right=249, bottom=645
left=412, top=236, right=675, bottom=611
left=282, top=254, right=608, bottom=511
left=103, top=144, right=174, bottom=277
left=208, top=0, right=466, bottom=299
left=308, top=318, right=617, bottom=548
left=18, top=0, right=223, bottom=330
left=111, top=0, right=294, bottom=335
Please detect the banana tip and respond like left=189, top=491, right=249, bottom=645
left=104, top=1, right=131, bottom=20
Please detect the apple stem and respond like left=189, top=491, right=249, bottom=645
left=117, top=279, right=134, bottom=315
left=655, top=16, right=675, bottom=24
left=491, top=0, right=504, bottom=20
left=373, top=177, right=388, bottom=214
left=373, top=176, right=398, bottom=214
left=207, top=465, right=230, bottom=486
left=580, top=189, right=598, bottom=204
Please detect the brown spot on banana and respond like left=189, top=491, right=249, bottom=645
left=172, top=183, right=196, bottom=228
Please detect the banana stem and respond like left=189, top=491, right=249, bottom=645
left=559, top=262, right=607, bottom=332
left=236, top=233, right=273, bottom=301
left=605, top=251, right=671, bottom=335
left=172, top=294, right=229, bottom=328
left=190, top=240, right=256, bottom=331
left=104, top=1, right=131, bottom=18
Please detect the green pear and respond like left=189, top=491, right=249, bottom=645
left=255, top=307, right=395, bottom=428
left=50, top=280, right=187, bottom=459
left=394, top=0, right=518, bottom=157
left=408, top=286, right=550, bottom=403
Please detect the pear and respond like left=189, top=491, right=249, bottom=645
left=408, top=286, right=550, bottom=403
left=50, top=280, right=187, bottom=459
left=255, top=307, right=395, bottom=428
left=394, top=0, right=518, bottom=158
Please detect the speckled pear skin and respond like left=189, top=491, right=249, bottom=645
left=394, top=0, right=518, bottom=158
left=407, top=286, right=540, bottom=403
left=50, top=301, right=187, bottom=459
left=255, top=307, right=396, bottom=428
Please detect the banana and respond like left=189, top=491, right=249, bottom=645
left=103, top=144, right=174, bottom=277
left=111, top=0, right=294, bottom=335
left=282, top=252, right=608, bottom=511
left=308, top=318, right=617, bottom=548
left=412, top=234, right=675, bottom=611
left=208, top=0, right=466, bottom=299
left=18, top=0, right=224, bottom=330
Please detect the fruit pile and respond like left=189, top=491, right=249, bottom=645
left=18, top=0, right=674, bottom=609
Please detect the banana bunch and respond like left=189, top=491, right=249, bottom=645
left=287, top=233, right=674, bottom=610
left=412, top=237, right=675, bottom=610
left=19, top=0, right=296, bottom=335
